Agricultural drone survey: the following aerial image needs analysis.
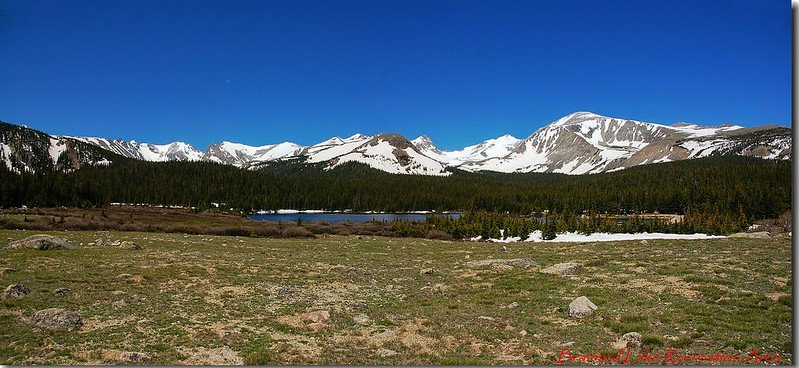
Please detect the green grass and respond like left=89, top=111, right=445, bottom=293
left=0, top=230, right=792, bottom=365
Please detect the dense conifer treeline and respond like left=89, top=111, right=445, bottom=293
left=0, top=156, right=790, bottom=225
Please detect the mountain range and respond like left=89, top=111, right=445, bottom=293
left=0, top=112, right=791, bottom=176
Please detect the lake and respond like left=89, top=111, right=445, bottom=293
left=249, top=212, right=460, bottom=224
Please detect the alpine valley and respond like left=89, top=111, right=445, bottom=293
left=0, top=111, right=790, bottom=176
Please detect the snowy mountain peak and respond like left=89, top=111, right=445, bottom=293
left=69, top=137, right=204, bottom=162
left=551, top=111, right=606, bottom=126
left=344, top=133, right=370, bottom=142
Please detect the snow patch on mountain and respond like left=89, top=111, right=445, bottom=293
left=48, top=138, right=67, bottom=164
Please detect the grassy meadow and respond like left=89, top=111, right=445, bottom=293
left=0, top=230, right=792, bottom=365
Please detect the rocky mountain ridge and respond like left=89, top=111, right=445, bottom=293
left=1, top=112, right=790, bottom=175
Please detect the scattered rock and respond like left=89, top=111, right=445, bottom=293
left=540, top=262, right=581, bottom=277
left=119, top=351, right=151, bottom=363
left=27, top=308, right=83, bottom=330
left=464, top=258, right=533, bottom=270
left=52, top=288, right=71, bottom=297
left=6, top=234, right=74, bottom=250
left=419, top=268, right=435, bottom=275
left=377, top=348, right=397, bottom=358
left=303, top=310, right=331, bottom=324
left=477, top=315, right=496, bottom=322
left=612, top=332, right=642, bottom=350
left=728, top=232, right=771, bottom=239
left=568, top=296, right=597, bottom=319
left=1, top=283, right=31, bottom=300
left=558, top=341, right=575, bottom=347
left=119, top=241, right=142, bottom=250
left=505, top=302, right=520, bottom=309
left=664, top=335, right=679, bottom=342
left=112, top=300, right=128, bottom=308
left=278, top=310, right=333, bottom=332
left=353, top=313, right=370, bottom=325
left=421, top=283, right=449, bottom=293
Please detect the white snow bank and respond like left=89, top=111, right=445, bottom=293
left=482, top=230, right=724, bottom=243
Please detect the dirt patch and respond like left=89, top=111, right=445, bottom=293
left=277, top=310, right=332, bottom=332
left=80, top=316, right=139, bottom=333
left=180, top=346, right=243, bottom=365
left=767, top=292, right=789, bottom=302
left=269, top=331, right=324, bottom=360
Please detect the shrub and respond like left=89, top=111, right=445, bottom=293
left=425, top=229, right=452, bottom=240
left=281, top=226, right=314, bottom=238
left=541, top=224, right=557, bottom=240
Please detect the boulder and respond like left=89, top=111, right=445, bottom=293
left=612, top=332, right=642, bottom=350
left=419, top=268, right=435, bottom=275
left=540, top=262, right=581, bottom=277
left=1, top=283, right=31, bottom=300
left=7, top=234, right=74, bottom=250
left=568, top=296, right=597, bottom=319
left=27, top=308, right=83, bottom=330
left=728, top=232, right=771, bottom=239
left=119, top=241, right=142, bottom=250
left=303, top=310, right=331, bottom=324
left=52, top=288, right=71, bottom=297
left=119, top=351, right=150, bottom=363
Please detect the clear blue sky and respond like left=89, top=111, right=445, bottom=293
left=0, top=0, right=790, bottom=150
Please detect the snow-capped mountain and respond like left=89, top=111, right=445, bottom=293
left=456, top=112, right=790, bottom=174
left=411, top=134, right=521, bottom=165
left=71, top=137, right=204, bottom=162
left=205, top=141, right=305, bottom=167
left=306, top=133, right=449, bottom=176
left=2, top=111, right=790, bottom=176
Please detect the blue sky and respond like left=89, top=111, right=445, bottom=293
left=0, top=0, right=790, bottom=150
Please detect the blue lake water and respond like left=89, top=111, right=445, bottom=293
left=249, top=213, right=460, bottom=224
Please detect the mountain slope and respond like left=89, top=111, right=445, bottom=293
left=411, top=134, right=521, bottom=165
left=0, top=122, right=120, bottom=173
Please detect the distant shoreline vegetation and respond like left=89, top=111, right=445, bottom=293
left=0, top=155, right=789, bottom=236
